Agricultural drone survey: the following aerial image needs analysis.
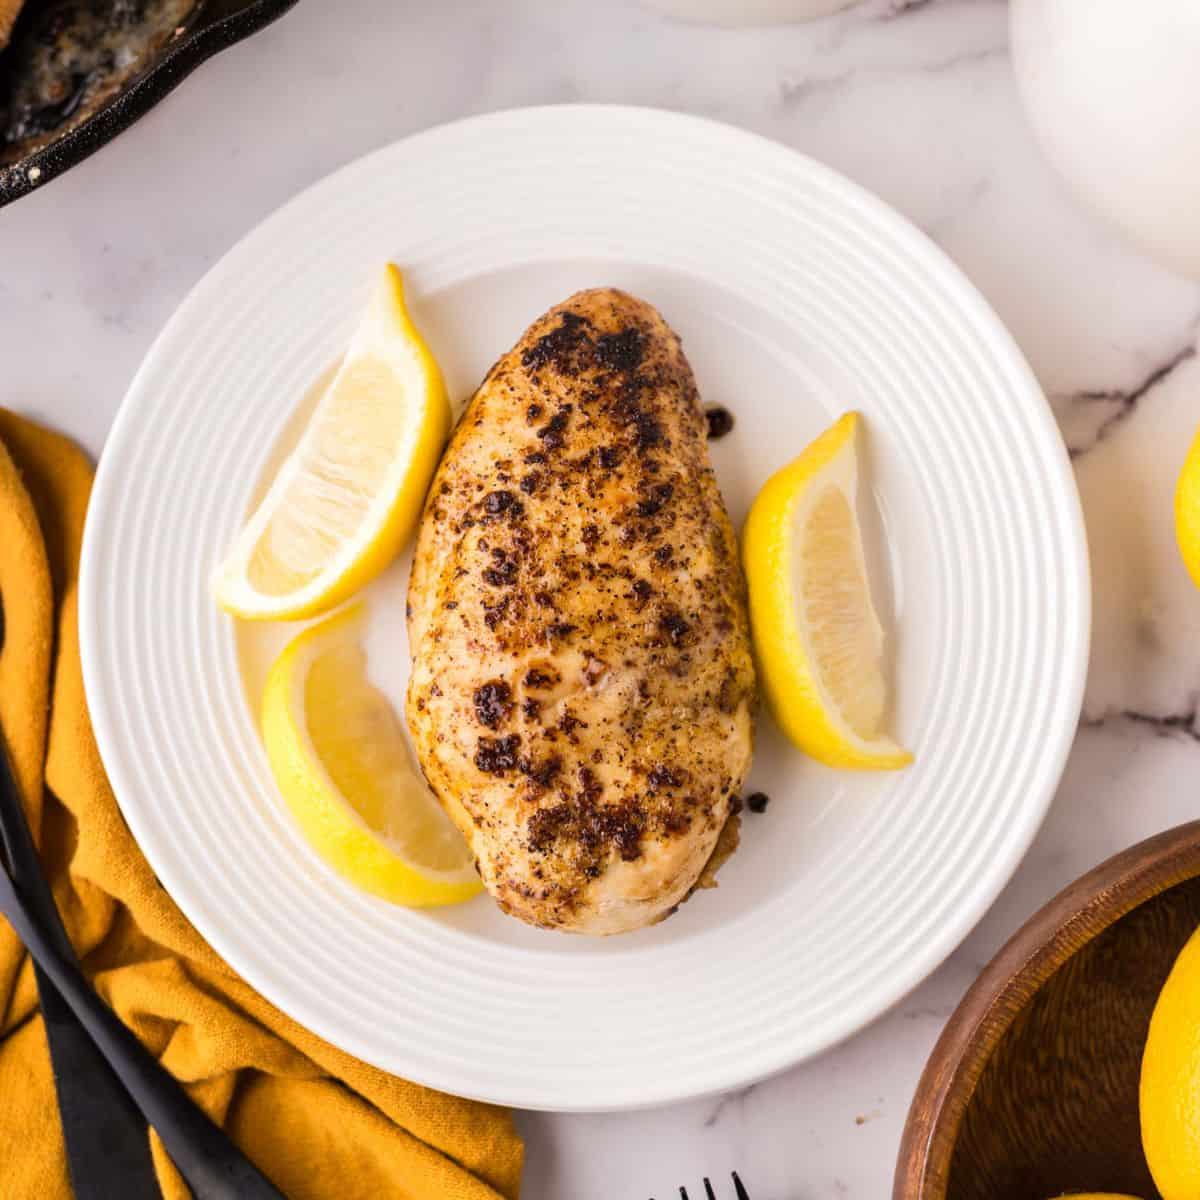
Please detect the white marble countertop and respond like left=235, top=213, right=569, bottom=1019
left=5, top=0, right=1200, bottom=1195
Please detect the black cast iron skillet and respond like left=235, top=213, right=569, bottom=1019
left=0, top=0, right=298, bottom=207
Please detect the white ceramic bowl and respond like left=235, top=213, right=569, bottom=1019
left=1012, top=0, right=1200, bottom=279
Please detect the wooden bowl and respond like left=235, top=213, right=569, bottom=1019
left=895, top=820, right=1200, bottom=1199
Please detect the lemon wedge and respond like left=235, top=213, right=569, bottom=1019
left=213, top=265, right=451, bottom=621
left=1175, top=424, right=1200, bottom=591
left=261, top=605, right=481, bottom=907
left=1141, top=923, right=1200, bottom=1200
left=742, top=411, right=911, bottom=770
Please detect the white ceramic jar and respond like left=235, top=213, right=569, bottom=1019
left=641, top=0, right=861, bottom=25
left=1011, top=0, right=1200, bottom=279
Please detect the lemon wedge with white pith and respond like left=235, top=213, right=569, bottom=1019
left=213, top=265, right=450, bottom=621
left=742, top=412, right=911, bottom=770
left=261, top=605, right=481, bottom=907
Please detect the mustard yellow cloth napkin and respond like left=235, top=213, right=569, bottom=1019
left=0, top=1, right=22, bottom=49
left=0, top=410, right=523, bottom=1199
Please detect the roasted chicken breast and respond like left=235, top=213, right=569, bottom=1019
left=406, top=289, right=756, bottom=934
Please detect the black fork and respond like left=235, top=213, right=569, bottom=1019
left=0, top=720, right=284, bottom=1197
left=652, top=1172, right=751, bottom=1200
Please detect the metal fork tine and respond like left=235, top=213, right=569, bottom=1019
left=664, top=1173, right=747, bottom=1200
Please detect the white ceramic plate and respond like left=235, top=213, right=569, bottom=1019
left=79, top=106, right=1089, bottom=1112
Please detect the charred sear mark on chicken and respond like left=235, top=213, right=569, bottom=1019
left=473, top=681, right=513, bottom=729
left=474, top=734, right=521, bottom=774
left=482, top=489, right=521, bottom=519
left=595, top=327, right=645, bottom=372
left=648, top=764, right=685, bottom=791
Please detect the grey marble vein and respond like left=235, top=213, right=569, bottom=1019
left=1085, top=706, right=1200, bottom=743
left=704, top=1084, right=759, bottom=1129
left=778, top=27, right=1006, bottom=109
left=1059, top=340, right=1198, bottom=459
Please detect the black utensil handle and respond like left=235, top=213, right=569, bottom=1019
left=36, top=968, right=162, bottom=1198
left=0, top=866, right=286, bottom=1200
left=0, top=738, right=160, bottom=1198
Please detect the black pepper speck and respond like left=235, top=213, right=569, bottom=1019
left=705, top=405, right=735, bottom=440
